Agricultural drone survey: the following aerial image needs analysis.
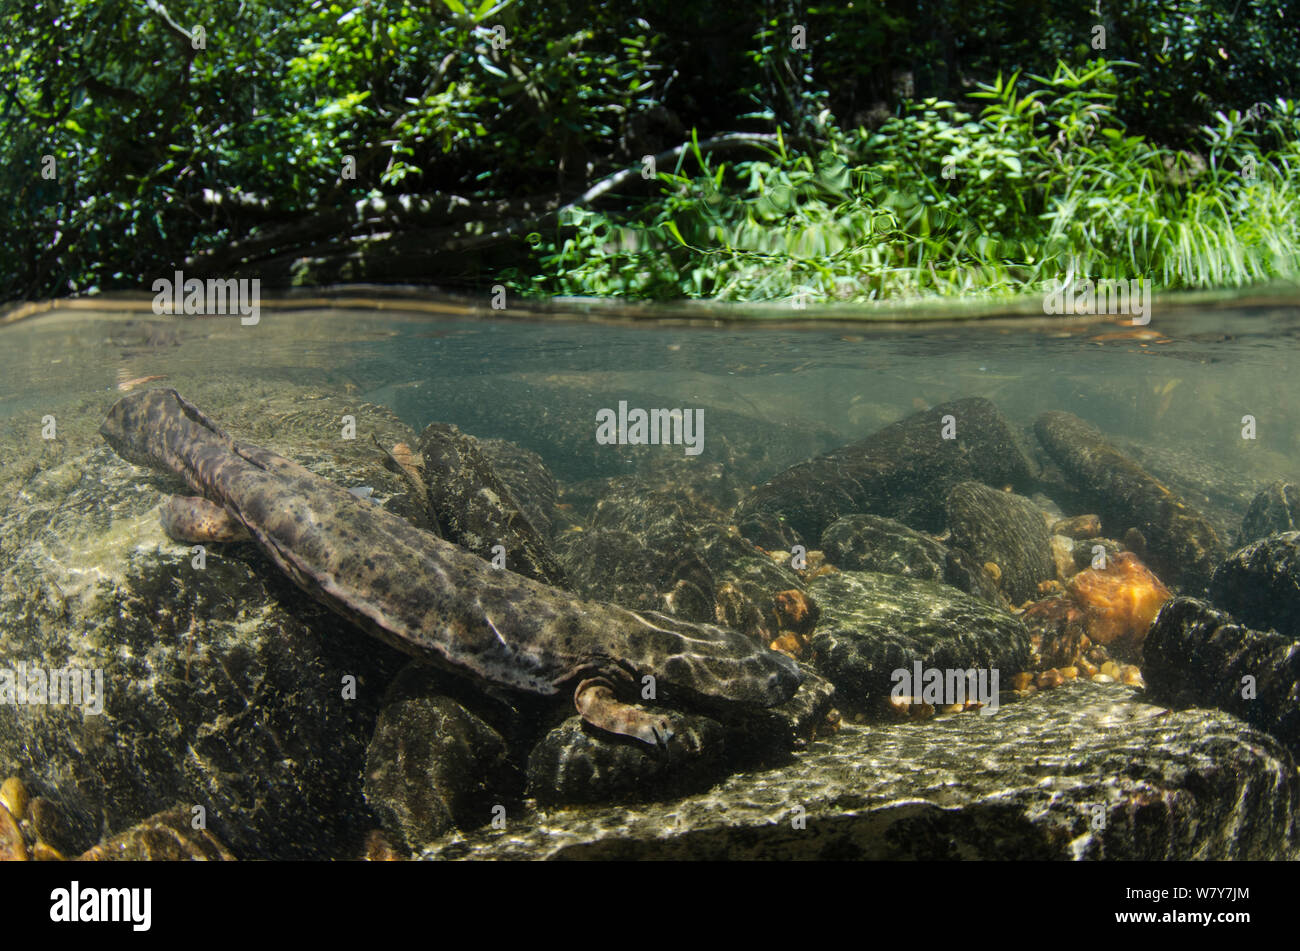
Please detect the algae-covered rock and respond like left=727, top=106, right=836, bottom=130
left=1144, top=596, right=1300, bottom=756
left=807, top=570, right=1031, bottom=711
left=737, top=397, right=1039, bottom=545
left=737, top=511, right=805, bottom=554
left=820, top=514, right=950, bottom=580
left=1209, top=531, right=1300, bottom=639
left=421, top=681, right=1299, bottom=860
left=945, top=481, right=1055, bottom=605
left=525, top=714, right=727, bottom=806
left=557, top=478, right=801, bottom=641
left=477, top=438, right=560, bottom=541
left=78, top=807, right=236, bottom=861
left=415, top=422, right=565, bottom=585
left=1240, top=481, right=1300, bottom=545
left=1034, top=411, right=1225, bottom=591
left=819, top=513, right=1003, bottom=605
left=364, top=667, right=517, bottom=849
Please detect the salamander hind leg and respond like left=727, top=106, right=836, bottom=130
left=160, top=495, right=250, bottom=544
left=574, top=677, right=676, bottom=747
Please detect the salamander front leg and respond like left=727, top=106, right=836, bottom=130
left=574, top=677, right=675, bottom=747
left=160, top=495, right=250, bottom=544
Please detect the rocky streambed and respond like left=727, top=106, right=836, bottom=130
left=2, top=379, right=1298, bottom=861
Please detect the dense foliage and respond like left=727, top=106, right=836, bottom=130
left=2, top=0, right=1298, bottom=302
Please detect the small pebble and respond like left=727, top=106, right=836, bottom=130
left=1036, top=669, right=1066, bottom=689
left=32, top=842, right=65, bottom=861
left=1092, top=673, right=1115, bottom=683
left=0, top=777, right=27, bottom=821
left=1059, top=666, right=1079, bottom=681
left=1100, top=660, right=1121, bottom=678
left=1120, top=665, right=1145, bottom=687
left=1009, top=672, right=1034, bottom=691
left=0, top=804, right=26, bottom=862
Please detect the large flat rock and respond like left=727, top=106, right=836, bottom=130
left=418, top=681, right=1299, bottom=860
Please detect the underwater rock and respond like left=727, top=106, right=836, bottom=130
left=364, top=668, right=517, bottom=850
left=1073, top=537, right=1124, bottom=572
left=1239, top=482, right=1300, bottom=545
left=820, top=514, right=950, bottom=580
left=78, top=807, right=235, bottom=861
left=1051, top=514, right=1102, bottom=539
left=415, top=422, right=566, bottom=586
left=698, top=526, right=805, bottom=638
left=1209, top=531, right=1300, bottom=639
left=477, top=438, right=560, bottom=540
left=420, top=681, right=1299, bottom=860
left=737, top=397, right=1039, bottom=545
left=1144, top=597, right=1300, bottom=756
left=557, top=479, right=802, bottom=641
left=1034, top=411, right=1225, bottom=591
left=737, top=511, right=805, bottom=554
left=1118, top=438, right=1260, bottom=550
left=557, top=527, right=716, bottom=624
left=526, top=715, right=727, bottom=806
left=0, top=776, right=27, bottom=821
left=819, top=513, right=1003, bottom=604
left=1065, top=551, right=1172, bottom=657
left=807, top=571, right=1031, bottom=712
left=722, top=663, right=838, bottom=756
left=0, top=800, right=24, bottom=861
left=0, top=384, right=413, bottom=859
left=1050, top=535, right=1078, bottom=579
left=944, top=482, right=1055, bottom=605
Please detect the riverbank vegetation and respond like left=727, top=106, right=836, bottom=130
left=4, top=0, right=1299, bottom=303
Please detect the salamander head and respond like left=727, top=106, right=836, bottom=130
left=607, top=608, right=803, bottom=711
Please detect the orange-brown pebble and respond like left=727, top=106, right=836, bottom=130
left=1078, top=657, right=1099, bottom=677
left=0, top=777, right=27, bottom=821
left=32, top=842, right=65, bottom=861
left=800, top=551, right=837, bottom=580
left=818, top=708, right=843, bottom=737
left=771, top=589, right=820, bottom=636
left=886, top=695, right=935, bottom=720
left=1036, top=669, right=1066, bottom=689
left=1066, top=551, right=1172, bottom=649
left=0, top=803, right=26, bottom=862
left=1059, top=666, right=1079, bottom=681
left=1100, top=661, right=1121, bottom=678
left=1009, top=672, right=1035, bottom=691
left=1120, top=665, right=1145, bottom=687
left=361, top=829, right=403, bottom=861
left=769, top=633, right=804, bottom=658
left=984, top=561, right=1002, bottom=582
left=1051, top=535, right=1079, bottom=580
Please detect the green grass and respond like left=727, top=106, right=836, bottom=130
left=508, top=59, right=1300, bottom=305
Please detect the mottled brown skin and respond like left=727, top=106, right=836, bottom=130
left=100, top=389, right=801, bottom=743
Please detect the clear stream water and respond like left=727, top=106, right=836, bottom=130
left=1, top=291, right=1299, bottom=859
left=3, top=296, right=1299, bottom=483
